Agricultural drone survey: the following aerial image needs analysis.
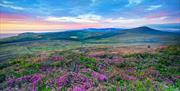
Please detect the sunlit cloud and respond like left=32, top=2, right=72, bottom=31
left=1, top=12, right=179, bottom=33
left=102, top=16, right=171, bottom=28
left=44, top=13, right=173, bottom=28
left=0, top=13, right=102, bottom=33
left=45, top=14, right=102, bottom=23
left=146, top=5, right=162, bottom=11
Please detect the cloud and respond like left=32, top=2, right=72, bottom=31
left=126, top=0, right=143, bottom=6
left=146, top=5, right=162, bottom=11
left=159, top=16, right=168, bottom=20
left=44, top=13, right=171, bottom=28
left=2, top=0, right=13, bottom=4
left=0, top=2, right=24, bottom=10
left=45, top=14, right=102, bottom=23
left=101, top=16, right=171, bottom=28
left=1, top=12, right=177, bottom=33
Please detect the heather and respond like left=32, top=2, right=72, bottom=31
left=0, top=45, right=179, bottom=91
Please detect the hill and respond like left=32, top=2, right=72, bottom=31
left=0, top=26, right=179, bottom=45
left=0, top=26, right=179, bottom=62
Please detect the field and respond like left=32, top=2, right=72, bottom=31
left=1, top=0, right=180, bottom=90
left=0, top=42, right=180, bottom=91
left=0, top=27, right=180, bottom=91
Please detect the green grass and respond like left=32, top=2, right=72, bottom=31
left=0, top=44, right=179, bottom=90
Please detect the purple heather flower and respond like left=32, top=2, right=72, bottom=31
left=7, top=74, right=43, bottom=91
left=126, top=68, right=135, bottom=73
left=88, top=54, right=98, bottom=58
left=31, top=74, right=42, bottom=85
left=92, top=72, right=107, bottom=81
left=72, top=86, right=85, bottom=91
left=56, top=73, right=69, bottom=87
left=99, top=74, right=108, bottom=81
left=40, top=65, right=53, bottom=72
left=56, top=72, right=94, bottom=89
left=82, top=82, right=94, bottom=89
left=164, top=78, right=174, bottom=84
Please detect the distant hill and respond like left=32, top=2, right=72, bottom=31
left=0, top=26, right=180, bottom=45
left=148, top=23, right=180, bottom=32
left=0, top=33, right=18, bottom=39
left=85, top=28, right=124, bottom=32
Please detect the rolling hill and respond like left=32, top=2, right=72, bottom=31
left=0, top=26, right=179, bottom=45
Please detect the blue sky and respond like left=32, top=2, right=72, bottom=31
left=0, top=0, right=180, bottom=33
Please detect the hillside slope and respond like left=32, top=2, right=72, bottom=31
left=0, top=26, right=179, bottom=45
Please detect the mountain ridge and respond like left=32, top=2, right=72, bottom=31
left=0, top=26, right=179, bottom=45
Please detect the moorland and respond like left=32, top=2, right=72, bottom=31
left=0, top=26, right=180, bottom=91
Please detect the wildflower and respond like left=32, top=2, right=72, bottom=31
left=126, top=68, right=135, bottom=73
left=7, top=74, right=43, bottom=91
left=56, top=73, right=69, bottom=88
left=91, top=72, right=107, bottom=81
left=81, top=82, right=94, bottom=89
left=56, top=72, right=94, bottom=89
left=31, top=74, right=42, bottom=85
left=40, top=65, right=52, bottom=72
left=72, top=86, right=85, bottom=91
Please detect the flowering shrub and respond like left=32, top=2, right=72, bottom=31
left=56, top=73, right=69, bottom=88
left=7, top=74, right=43, bottom=91
left=31, top=74, right=42, bottom=89
left=1, top=45, right=179, bottom=90
left=56, top=72, right=94, bottom=90
left=91, top=71, right=107, bottom=81
left=72, top=86, right=85, bottom=91
left=40, top=65, right=53, bottom=72
left=126, top=68, right=135, bottom=73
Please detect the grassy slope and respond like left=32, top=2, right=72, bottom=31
left=0, top=27, right=180, bottom=62
left=0, top=45, right=179, bottom=91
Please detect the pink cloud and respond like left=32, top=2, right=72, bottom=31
left=0, top=13, right=102, bottom=33
left=145, top=12, right=167, bottom=19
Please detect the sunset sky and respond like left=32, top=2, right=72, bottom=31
left=0, top=0, right=180, bottom=33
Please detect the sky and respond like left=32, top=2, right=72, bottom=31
left=0, top=0, right=180, bottom=33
